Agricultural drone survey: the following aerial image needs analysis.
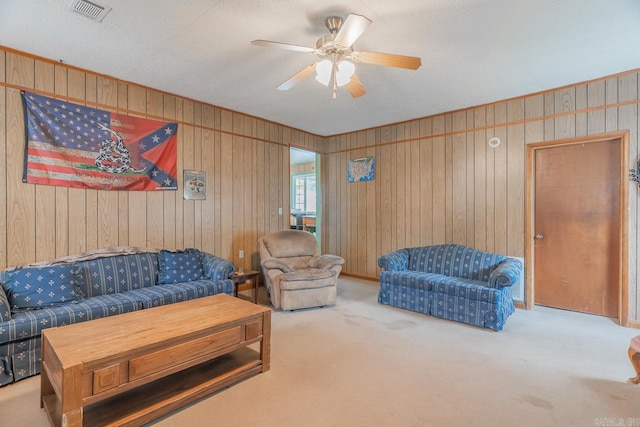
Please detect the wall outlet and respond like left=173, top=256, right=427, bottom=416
left=239, top=250, right=244, bottom=259
left=278, top=207, right=283, bottom=215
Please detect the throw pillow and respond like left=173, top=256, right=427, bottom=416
left=5, top=264, right=82, bottom=310
left=157, top=248, right=205, bottom=284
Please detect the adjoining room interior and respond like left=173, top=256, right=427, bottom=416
left=0, top=1, right=640, bottom=425
left=290, top=147, right=319, bottom=239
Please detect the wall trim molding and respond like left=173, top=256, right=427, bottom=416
left=1, top=81, right=294, bottom=148
left=0, top=45, right=315, bottom=143
left=324, top=98, right=640, bottom=156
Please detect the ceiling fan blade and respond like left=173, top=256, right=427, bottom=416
left=353, top=51, right=422, bottom=70
left=346, top=74, right=366, bottom=98
left=277, top=63, right=317, bottom=91
left=333, top=14, right=372, bottom=48
left=251, top=40, right=316, bottom=54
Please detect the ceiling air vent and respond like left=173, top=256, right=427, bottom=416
left=67, top=0, right=112, bottom=22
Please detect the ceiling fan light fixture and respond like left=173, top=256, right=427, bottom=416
left=315, top=60, right=332, bottom=86
left=335, top=61, right=355, bottom=86
left=315, top=60, right=356, bottom=87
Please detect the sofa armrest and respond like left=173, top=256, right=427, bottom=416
left=0, top=284, right=11, bottom=322
left=261, top=258, right=291, bottom=273
left=309, top=254, right=345, bottom=270
left=200, top=252, right=236, bottom=280
left=377, top=249, right=410, bottom=272
left=488, top=258, right=523, bottom=288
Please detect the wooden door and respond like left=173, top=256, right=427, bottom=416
left=534, top=139, right=620, bottom=317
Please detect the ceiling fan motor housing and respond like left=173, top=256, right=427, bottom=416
left=316, top=35, right=353, bottom=57
left=325, top=16, right=343, bottom=34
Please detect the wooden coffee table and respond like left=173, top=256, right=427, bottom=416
left=40, top=294, right=271, bottom=427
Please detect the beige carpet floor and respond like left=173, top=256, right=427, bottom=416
left=1, top=277, right=638, bottom=427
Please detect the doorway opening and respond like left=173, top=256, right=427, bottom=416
left=290, top=147, right=320, bottom=245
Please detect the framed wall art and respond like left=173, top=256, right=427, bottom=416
left=347, top=156, right=375, bottom=182
left=183, top=170, right=206, bottom=200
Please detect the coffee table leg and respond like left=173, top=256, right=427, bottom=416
left=40, top=365, right=53, bottom=409
left=260, top=310, right=271, bottom=373
left=253, top=275, right=260, bottom=304
left=60, top=366, right=84, bottom=427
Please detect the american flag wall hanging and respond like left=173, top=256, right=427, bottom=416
left=21, top=91, right=178, bottom=191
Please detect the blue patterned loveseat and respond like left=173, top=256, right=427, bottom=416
left=0, top=247, right=235, bottom=386
left=377, top=244, right=523, bottom=331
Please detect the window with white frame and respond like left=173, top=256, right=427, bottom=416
left=291, top=173, right=316, bottom=213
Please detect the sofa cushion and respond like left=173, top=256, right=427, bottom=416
left=0, top=292, right=142, bottom=345
left=408, top=244, right=505, bottom=280
left=3, top=265, right=82, bottom=310
left=408, top=244, right=458, bottom=274
left=157, top=249, right=205, bottom=284
left=429, top=276, right=501, bottom=303
left=280, top=269, right=336, bottom=291
left=379, top=270, right=444, bottom=291
left=125, top=279, right=233, bottom=308
left=431, top=285, right=514, bottom=331
left=77, top=253, right=159, bottom=297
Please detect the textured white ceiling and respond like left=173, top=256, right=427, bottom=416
left=1, top=0, right=639, bottom=136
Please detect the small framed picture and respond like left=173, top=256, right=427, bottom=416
left=183, top=170, right=206, bottom=200
left=347, top=156, right=375, bottom=182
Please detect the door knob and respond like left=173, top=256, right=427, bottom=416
left=535, top=234, right=544, bottom=240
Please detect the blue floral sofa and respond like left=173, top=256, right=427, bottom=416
left=0, top=247, right=235, bottom=386
left=377, top=244, right=523, bottom=331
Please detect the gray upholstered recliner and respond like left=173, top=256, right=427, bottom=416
left=258, top=230, right=345, bottom=310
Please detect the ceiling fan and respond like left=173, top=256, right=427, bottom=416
left=252, top=13, right=422, bottom=99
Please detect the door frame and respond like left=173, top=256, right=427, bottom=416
left=289, top=145, right=321, bottom=245
left=525, top=131, right=629, bottom=326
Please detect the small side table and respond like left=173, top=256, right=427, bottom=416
left=231, top=270, right=261, bottom=304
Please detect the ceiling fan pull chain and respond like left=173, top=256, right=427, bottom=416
left=332, top=56, right=338, bottom=99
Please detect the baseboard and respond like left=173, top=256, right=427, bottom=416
left=515, top=301, right=527, bottom=310
left=627, top=320, right=640, bottom=329
left=340, top=272, right=378, bottom=282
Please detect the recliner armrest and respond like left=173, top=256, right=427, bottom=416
left=488, top=258, right=523, bottom=288
left=309, top=254, right=345, bottom=270
left=261, top=258, right=291, bottom=273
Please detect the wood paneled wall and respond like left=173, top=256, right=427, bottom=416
left=1, top=47, right=639, bottom=324
left=0, top=48, right=324, bottom=271
left=322, top=71, right=640, bottom=324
